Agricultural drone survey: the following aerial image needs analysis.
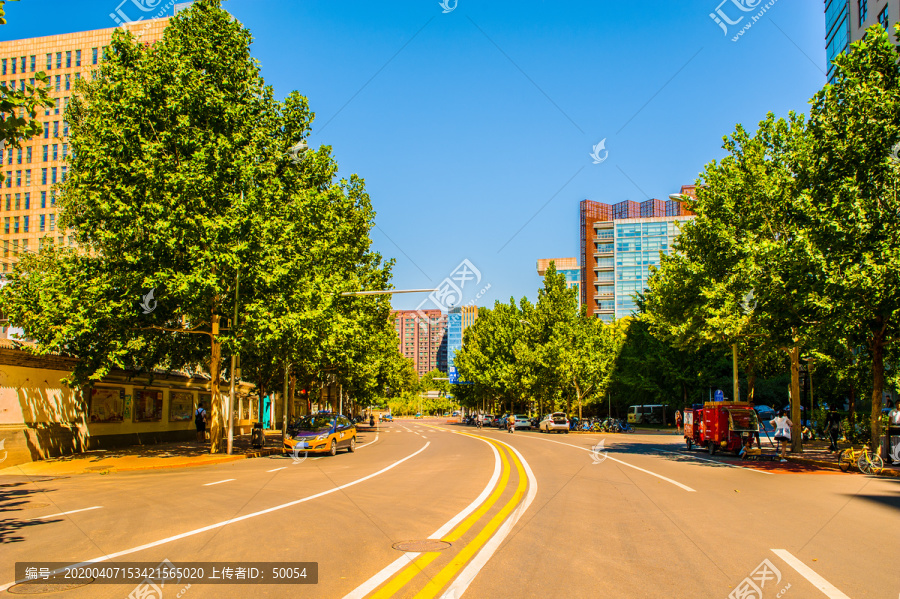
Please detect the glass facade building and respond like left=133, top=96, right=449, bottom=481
left=826, top=0, right=851, bottom=83
left=613, top=219, right=687, bottom=319
left=446, top=306, right=477, bottom=383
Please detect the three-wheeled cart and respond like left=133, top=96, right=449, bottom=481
left=684, top=402, right=760, bottom=456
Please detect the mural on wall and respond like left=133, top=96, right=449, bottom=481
left=134, top=389, right=163, bottom=422
left=169, top=391, right=193, bottom=422
left=89, top=387, right=125, bottom=423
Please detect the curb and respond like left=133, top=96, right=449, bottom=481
left=786, top=455, right=900, bottom=478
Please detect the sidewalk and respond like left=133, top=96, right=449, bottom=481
left=0, top=432, right=285, bottom=477
left=785, top=438, right=900, bottom=478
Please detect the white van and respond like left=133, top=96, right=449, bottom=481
left=627, top=405, right=665, bottom=425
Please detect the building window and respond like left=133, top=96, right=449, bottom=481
left=1, top=240, right=6, bottom=257
left=879, top=5, right=889, bottom=30
left=14, top=194, right=19, bottom=210
left=65, top=51, right=71, bottom=69
left=49, top=213, right=55, bottom=231
left=1, top=59, right=5, bottom=75
left=3, top=217, right=8, bottom=234
left=56, top=52, right=62, bottom=69
left=45, top=53, right=52, bottom=71
left=24, top=193, right=29, bottom=210
left=859, top=0, right=868, bottom=25
left=75, top=49, right=81, bottom=67
left=50, top=191, right=56, bottom=207
left=42, top=145, right=48, bottom=162
left=11, top=239, right=17, bottom=255
left=43, top=122, right=49, bottom=139
left=51, top=167, right=57, bottom=184
left=64, top=74, right=70, bottom=91
left=13, top=216, right=19, bottom=233
left=40, top=191, right=46, bottom=208
left=15, top=170, right=20, bottom=186
left=54, top=98, right=60, bottom=115
left=92, top=47, right=98, bottom=65
left=62, top=144, right=68, bottom=159
left=55, top=75, right=60, bottom=92
left=23, top=215, right=28, bottom=233
left=41, top=168, right=47, bottom=185
left=61, top=166, right=67, bottom=182
left=25, top=147, right=31, bottom=163
left=24, top=170, right=30, bottom=186
left=53, top=121, right=59, bottom=138
left=29, top=55, right=35, bottom=72
left=4, top=172, right=9, bottom=188
left=15, top=148, right=21, bottom=165
left=52, top=144, right=58, bottom=161
left=9, top=57, right=15, bottom=75
left=4, top=195, right=8, bottom=210
left=63, top=121, right=68, bottom=136
left=39, top=214, right=45, bottom=231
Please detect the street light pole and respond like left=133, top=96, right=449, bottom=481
left=227, top=263, right=240, bottom=455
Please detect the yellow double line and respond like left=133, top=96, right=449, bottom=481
left=369, top=431, right=527, bottom=599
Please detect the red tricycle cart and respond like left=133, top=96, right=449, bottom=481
left=684, top=402, right=759, bottom=456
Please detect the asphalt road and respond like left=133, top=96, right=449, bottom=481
left=1, top=418, right=898, bottom=598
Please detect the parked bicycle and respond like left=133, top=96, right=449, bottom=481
left=838, top=444, right=884, bottom=475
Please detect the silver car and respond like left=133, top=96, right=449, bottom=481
left=513, top=414, right=532, bottom=430
left=540, top=412, right=569, bottom=433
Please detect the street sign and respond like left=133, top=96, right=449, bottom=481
left=714, top=389, right=724, bottom=402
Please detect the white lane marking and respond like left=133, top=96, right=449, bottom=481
left=28, top=506, right=103, bottom=521
left=203, top=479, right=235, bottom=486
left=440, top=437, right=538, bottom=599
left=421, top=436, right=427, bottom=439
left=656, top=450, right=774, bottom=475
left=266, top=467, right=287, bottom=473
left=522, top=435, right=696, bottom=492
left=357, top=431, right=380, bottom=449
left=771, top=549, right=851, bottom=598
left=343, top=437, right=502, bottom=599
left=0, top=443, right=432, bottom=593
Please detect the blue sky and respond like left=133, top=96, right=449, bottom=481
left=2, top=0, right=827, bottom=310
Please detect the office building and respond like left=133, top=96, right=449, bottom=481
left=826, top=0, right=896, bottom=82
left=580, top=186, right=695, bottom=322
left=0, top=19, right=170, bottom=272
left=392, top=309, right=448, bottom=377
left=447, top=305, right=478, bottom=384
left=536, top=258, right=580, bottom=304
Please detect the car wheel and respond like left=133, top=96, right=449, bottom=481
left=348, top=437, right=356, bottom=453
left=329, top=440, right=337, bottom=457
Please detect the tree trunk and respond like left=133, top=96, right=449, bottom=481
left=790, top=342, right=802, bottom=454
left=747, top=366, right=756, bottom=403
left=574, top=379, right=583, bottom=420
left=870, top=332, right=885, bottom=453
left=209, top=312, right=223, bottom=454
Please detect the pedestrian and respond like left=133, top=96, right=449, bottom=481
left=195, top=403, right=207, bottom=443
left=824, top=405, right=842, bottom=453
left=369, top=414, right=375, bottom=428
left=770, top=410, right=793, bottom=463
left=675, top=409, right=683, bottom=435
left=888, top=402, right=900, bottom=465
left=507, top=413, right=515, bottom=434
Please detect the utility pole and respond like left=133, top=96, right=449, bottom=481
left=732, top=343, right=740, bottom=403
left=282, top=362, right=289, bottom=439
left=226, top=265, right=240, bottom=455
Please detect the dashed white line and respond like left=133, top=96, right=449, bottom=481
left=203, top=479, right=235, bottom=486
left=28, top=506, right=103, bottom=520
left=267, top=467, right=287, bottom=473
left=771, top=549, right=851, bottom=598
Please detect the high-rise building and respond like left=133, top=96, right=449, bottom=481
left=580, top=187, right=695, bottom=322
left=0, top=19, right=170, bottom=273
left=392, top=309, right=448, bottom=377
left=826, top=0, right=897, bottom=82
left=536, top=258, right=580, bottom=304
left=447, top=305, right=478, bottom=384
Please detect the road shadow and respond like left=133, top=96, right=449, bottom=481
left=0, top=480, right=64, bottom=544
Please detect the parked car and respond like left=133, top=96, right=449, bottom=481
left=513, top=414, right=531, bottom=429
left=540, top=412, right=569, bottom=433
left=753, top=405, right=776, bottom=421
left=415, top=413, right=424, bottom=419
left=284, top=413, right=356, bottom=456
left=493, top=414, right=510, bottom=428
left=381, top=413, right=393, bottom=422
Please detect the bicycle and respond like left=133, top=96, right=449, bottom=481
left=838, top=445, right=884, bottom=475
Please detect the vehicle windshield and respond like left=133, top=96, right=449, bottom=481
left=292, top=415, right=335, bottom=432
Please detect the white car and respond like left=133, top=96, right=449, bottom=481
left=540, top=412, right=569, bottom=433
left=513, top=414, right=532, bottom=430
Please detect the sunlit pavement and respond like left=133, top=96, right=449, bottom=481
left=2, top=417, right=897, bottom=598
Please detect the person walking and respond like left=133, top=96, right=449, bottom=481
left=888, top=402, right=900, bottom=465
left=195, top=403, right=207, bottom=443
left=824, top=405, right=842, bottom=453
left=675, top=409, right=683, bottom=435
left=771, top=410, right=793, bottom=463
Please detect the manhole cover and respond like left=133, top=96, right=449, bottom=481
left=392, top=539, right=452, bottom=552
left=7, top=579, right=93, bottom=594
